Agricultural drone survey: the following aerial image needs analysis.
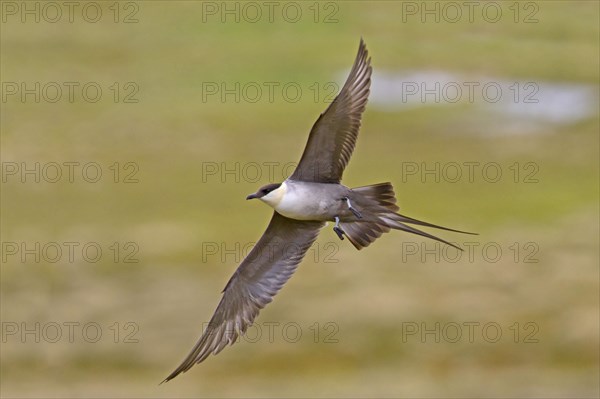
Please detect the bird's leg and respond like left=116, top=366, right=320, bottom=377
left=342, top=197, right=362, bottom=219
left=333, top=216, right=345, bottom=240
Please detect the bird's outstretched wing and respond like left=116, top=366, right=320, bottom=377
left=163, top=212, right=324, bottom=382
left=289, top=38, right=372, bottom=183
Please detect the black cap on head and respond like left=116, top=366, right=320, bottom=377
left=246, top=183, right=282, bottom=200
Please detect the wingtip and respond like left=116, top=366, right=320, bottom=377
left=360, top=37, right=368, bottom=53
left=161, top=366, right=187, bottom=384
left=355, top=37, right=368, bottom=58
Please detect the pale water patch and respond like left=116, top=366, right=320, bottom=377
left=341, top=69, right=598, bottom=135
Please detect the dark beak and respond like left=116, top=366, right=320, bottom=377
left=246, top=193, right=258, bottom=200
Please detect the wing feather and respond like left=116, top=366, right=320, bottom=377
left=290, top=39, right=372, bottom=183
left=163, top=212, right=324, bottom=382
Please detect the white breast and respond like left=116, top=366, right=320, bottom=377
left=260, top=181, right=323, bottom=220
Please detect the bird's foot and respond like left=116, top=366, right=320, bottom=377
left=342, top=197, right=362, bottom=219
left=333, top=216, right=345, bottom=240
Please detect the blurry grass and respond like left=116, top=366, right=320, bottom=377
left=1, top=1, right=599, bottom=397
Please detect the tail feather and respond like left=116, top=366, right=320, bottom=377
left=380, top=216, right=463, bottom=251
left=352, top=182, right=399, bottom=212
left=392, top=213, right=476, bottom=235
left=340, top=183, right=476, bottom=250
left=341, top=220, right=390, bottom=250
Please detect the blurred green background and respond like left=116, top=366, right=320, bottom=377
left=1, top=1, right=598, bottom=397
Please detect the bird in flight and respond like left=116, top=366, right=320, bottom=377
left=164, top=39, right=474, bottom=382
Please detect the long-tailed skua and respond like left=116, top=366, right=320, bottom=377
left=164, top=39, right=475, bottom=382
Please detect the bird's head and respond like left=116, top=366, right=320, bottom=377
left=246, top=182, right=285, bottom=207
